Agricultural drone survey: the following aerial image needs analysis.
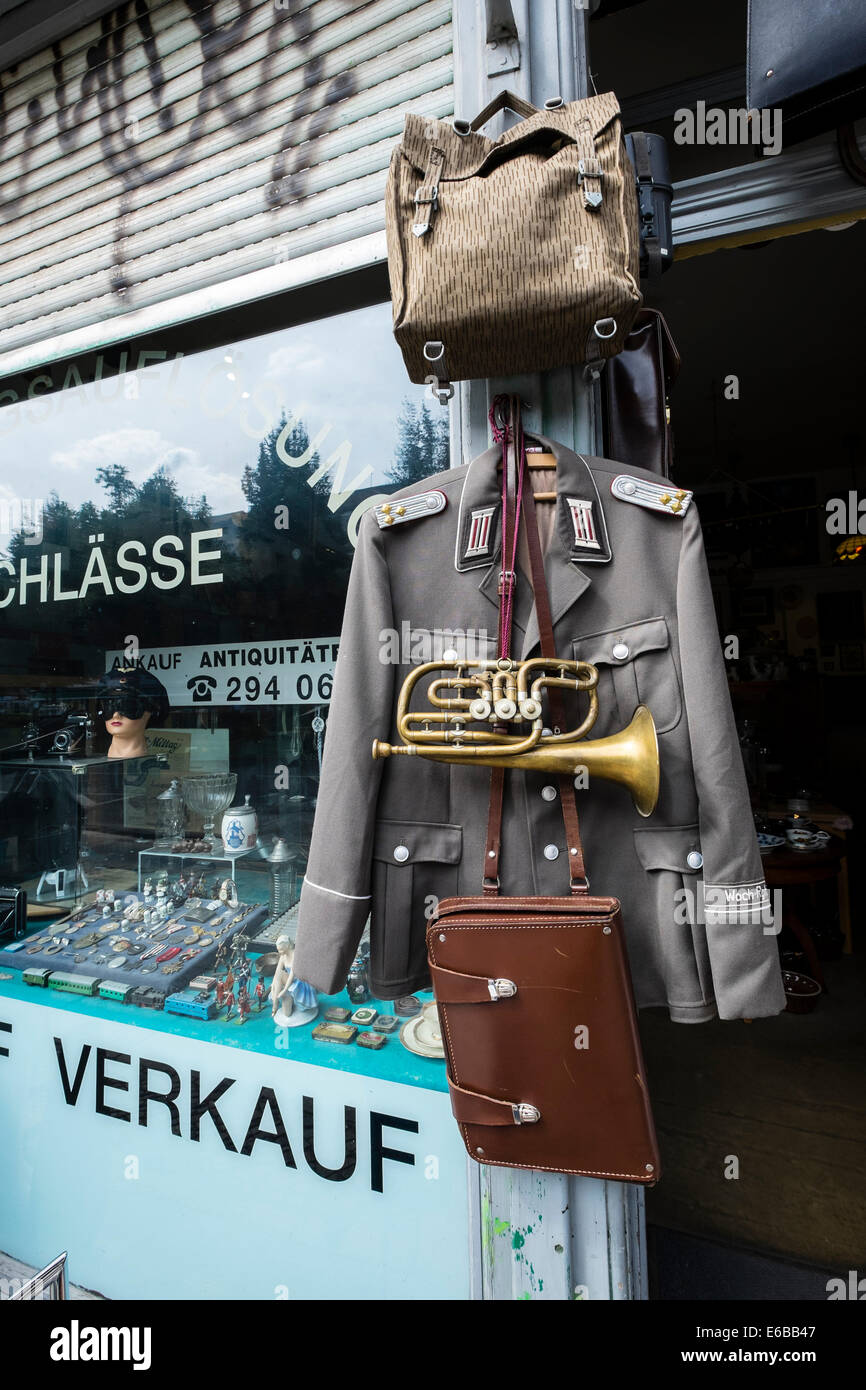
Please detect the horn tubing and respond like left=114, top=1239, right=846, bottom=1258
left=373, top=706, right=659, bottom=818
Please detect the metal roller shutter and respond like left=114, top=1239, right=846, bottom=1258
left=0, top=0, right=454, bottom=365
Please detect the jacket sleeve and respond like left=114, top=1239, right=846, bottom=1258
left=676, top=503, right=786, bottom=1020
left=292, top=508, right=395, bottom=993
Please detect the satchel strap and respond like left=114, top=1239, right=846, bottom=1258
left=412, top=143, right=445, bottom=238
left=482, top=396, right=589, bottom=895
left=429, top=961, right=518, bottom=1004
left=448, top=1077, right=541, bottom=1128
left=483, top=393, right=525, bottom=894
left=522, top=480, right=589, bottom=892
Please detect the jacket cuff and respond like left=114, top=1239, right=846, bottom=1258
left=704, top=904, right=786, bottom=1019
left=291, top=877, right=370, bottom=995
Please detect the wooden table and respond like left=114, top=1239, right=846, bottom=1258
left=762, top=838, right=849, bottom=989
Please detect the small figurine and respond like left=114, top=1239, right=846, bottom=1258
left=223, top=985, right=235, bottom=1020
left=255, top=976, right=267, bottom=1012
left=237, top=985, right=251, bottom=1026
left=235, top=957, right=252, bottom=992
left=218, top=878, right=238, bottom=905
left=270, top=933, right=318, bottom=1028
left=215, top=978, right=227, bottom=1009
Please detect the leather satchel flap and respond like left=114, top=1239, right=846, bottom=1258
left=398, top=90, right=624, bottom=179
left=427, top=905, right=661, bottom=1182
left=432, top=893, right=622, bottom=922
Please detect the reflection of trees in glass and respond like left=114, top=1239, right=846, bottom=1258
left=238, top=411, right=353, bottom=634
left=0, top=408, right=359, bottom=671
left=389, top=399, right=449, bottom=487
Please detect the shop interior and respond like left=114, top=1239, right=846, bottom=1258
left=635, top=219, right=866, bottom=1298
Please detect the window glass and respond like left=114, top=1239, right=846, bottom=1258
left=0, top=299, right=447, bottom=971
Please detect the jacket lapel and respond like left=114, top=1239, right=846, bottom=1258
left=456, top=434, right=606, bottom=657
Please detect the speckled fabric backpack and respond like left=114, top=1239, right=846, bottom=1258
left=386, top=89, right=642, bottom=393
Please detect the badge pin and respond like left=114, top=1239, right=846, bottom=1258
left=567, top=497, right=601, bottom=550
left=466, top=505, right=496, bottom=557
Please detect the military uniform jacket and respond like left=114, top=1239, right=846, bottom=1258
left=293, top=437, right=786, bottom=1023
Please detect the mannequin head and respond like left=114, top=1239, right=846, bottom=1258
left=96, top=666, right=169, bottom=760
left=103, top=708, right=151, bottom=758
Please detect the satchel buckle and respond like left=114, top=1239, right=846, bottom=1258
left=498, top=569, right=517, bottom=596
left=413, top=185, right=439, bottom=237
left=512, top=1103, right=541, bottom=1125
left=578, top=158, right=603, bottom=209
left=487, top=977, right=517, bottom=1001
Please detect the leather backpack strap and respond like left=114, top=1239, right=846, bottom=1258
left=522, top=476, right=589, bottom=894
left=483, top=395, right=523, bottom=895
left=469, top=89, right=538, bottom=132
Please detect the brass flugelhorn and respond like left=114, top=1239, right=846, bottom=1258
left=372, top=656, right=659, bottom=817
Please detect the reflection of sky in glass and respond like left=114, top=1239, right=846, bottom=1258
left=0, top=302, right=431, bottom=517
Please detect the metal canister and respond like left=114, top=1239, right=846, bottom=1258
left=346, top=956, right=370, bottom=1004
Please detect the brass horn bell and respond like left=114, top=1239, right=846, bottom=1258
left=371, top=656, right=660, bottom=817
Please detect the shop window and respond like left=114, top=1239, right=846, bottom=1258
left=0, top=299, right=445, bottom=931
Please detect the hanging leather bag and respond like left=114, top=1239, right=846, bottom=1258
left=425, top=398, right=660, bottom=1182
left=385, top=91, right=643, bottom=393
left=602, top=307, right=681, bottom=478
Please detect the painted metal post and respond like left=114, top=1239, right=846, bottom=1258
left=450, top=0, right=649, bottom=1302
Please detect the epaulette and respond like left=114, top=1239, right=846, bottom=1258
left=374, top=489, right=447, bottom=528
left=610, top=474, right=693, bottom=517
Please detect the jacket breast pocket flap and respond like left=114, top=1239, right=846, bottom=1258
left=371, top=820, right=463, bottom=987
left=573, top=616, right=681, bottom=734
left=397, top=628, right=497, bottom=667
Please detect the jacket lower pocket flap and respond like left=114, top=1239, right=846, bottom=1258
left=373, top=819, right=463, bottom=865
left=573, top=615, right=670, bottom=667
left=633, top=824, right=701, bottom=873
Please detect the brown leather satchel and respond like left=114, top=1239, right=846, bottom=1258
left=426, top=398, right=660, bottom=1183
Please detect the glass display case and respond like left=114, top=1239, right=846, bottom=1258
left=0, top=751, right=168, bottom=906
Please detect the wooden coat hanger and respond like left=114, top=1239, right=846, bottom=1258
left=496, top=439, right=557, bottom=501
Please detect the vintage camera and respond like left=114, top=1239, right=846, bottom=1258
left=0, top=886, right=26, bottom=942
left=49, top=716, right=91, bottom=754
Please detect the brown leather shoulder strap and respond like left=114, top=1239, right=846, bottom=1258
left=522, top=483, right=588, bottom=893
left=482, top=396, right=588, bottom=895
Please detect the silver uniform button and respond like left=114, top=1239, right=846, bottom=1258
left=541, top=785, right=557, bottom=801
left=393, top=845, right=410, bottom=863
left=543, top=844, right=559, bottom=861
left=622, top=480, right=636, bottom=495
left=687, top=850, right=703, bottom=870
left=612, top=642, right=629, bottom=660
